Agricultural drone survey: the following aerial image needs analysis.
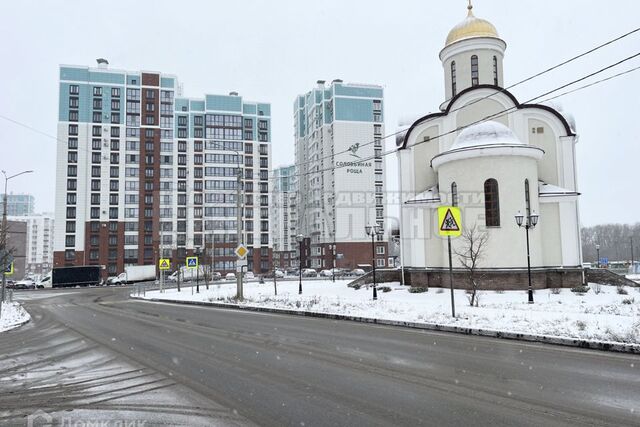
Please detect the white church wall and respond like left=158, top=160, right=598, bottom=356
left=411, top=127, right=440, bottom=192
left=539, top=202, right=563, bottom=266
left=559, top=200, right=582, bottom=267
left=455, top=97, right=508, bottom=131
left=527, top=118, right=559, bottom=185
left=436, top=155, right=542, bottom=269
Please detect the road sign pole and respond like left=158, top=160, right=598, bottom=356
left=448, top=235, right=455, bottom=318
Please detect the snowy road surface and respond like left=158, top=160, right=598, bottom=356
left=1, top=286, right=639, bottom=426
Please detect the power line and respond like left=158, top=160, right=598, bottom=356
left=282, top=25, right=640, bottom=174
left=283, top=51, right=640, bottom=181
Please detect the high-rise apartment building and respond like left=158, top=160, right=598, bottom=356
left=294, top=80, right=387, bottom=270
left=54, top=62, right=272, bottom=278
left=1, top=193, right=35, bottom=216
left=271, top=165, right=297, bottom=269
left=9, top=213, right=54, bottom=275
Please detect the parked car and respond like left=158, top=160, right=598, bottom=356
left=245, top=271, right=255, bottom=280
left=210, top=272, right=222, bottom=281
left=320, top=269, right=333, bottom=277
left=225, top=273, right=236, bottom=281
left=275, top=270, right=285, bottom=278
left=350, top=268, right=366, bottom=277
left=15, top=279, right=35, bottom=290
left=302, top=268, right=318, bottom=278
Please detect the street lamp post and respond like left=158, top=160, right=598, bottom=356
left=1, top=170, right=34, bottom=309
left=515, top=210, right=539, bottom=304
left=365, top=224, right=384, bottom=301
left=195, top=246, right=201, bottom=294
left=297, top=234, right=304, bottom=295
left=596, top=244, right=600, bottom=268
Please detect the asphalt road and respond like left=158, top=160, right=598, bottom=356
left=2, top=286, right=639, bottom=426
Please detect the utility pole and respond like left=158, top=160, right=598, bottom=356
left=631, top=237, right=635, bottom=273
left=1, top=170, right=33, bottom=314
left=236, top=168, right=243, bottom=300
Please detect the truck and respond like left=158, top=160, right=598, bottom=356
left=52, top=266, right=102, bottom=288
left=109, top=265, right=156, bottom=285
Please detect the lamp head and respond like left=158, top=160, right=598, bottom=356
left=529, top=211, right=539, bottom=227
left=515, top=211, right=524, bottom=227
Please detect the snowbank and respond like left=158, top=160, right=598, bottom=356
left=136, top=280, right=640, bottom=344
left=0, top=301, right=31, bottom=332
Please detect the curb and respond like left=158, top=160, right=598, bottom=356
left=130, top=295, right=640, bottom=354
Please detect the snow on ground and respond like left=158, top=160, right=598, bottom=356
left=137, top=279, right=640, bottom=345
left=0, top=301, right=31, bottom=332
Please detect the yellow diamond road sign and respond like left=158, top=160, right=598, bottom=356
left=159, top=258, right=171, bottom=270
left=438, top=206, right=462, bottom=237
left=235, top=244, right=248, bottom=259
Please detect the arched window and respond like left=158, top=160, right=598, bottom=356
left=471, top=55, right=479, bottom=86
left=524, top=179, right=531, bottom=219
left=451, top=182, right=458, bottom=207
left=493, top=56, right=498, bottom=86
left=451, top=61, right=457, bottom=96
left=484, top=178, right=500, bottom=226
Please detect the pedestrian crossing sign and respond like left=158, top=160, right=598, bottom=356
left=186, top=256, right=198, bottom=269
left=4, top=262, right=14, bottom=276
left=438, top=206, right=462, bottom=237
left=159, top=258, right=171, bottom=270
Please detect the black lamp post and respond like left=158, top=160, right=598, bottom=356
left=297, top=234, right=304, bottom=295
left=365, top=224, right=384, bottom=301
left=515, top=211, right=539, bottom=304
left=596, top=244, right=600, bottom=268
left=195, top=246, right=201, bottom=294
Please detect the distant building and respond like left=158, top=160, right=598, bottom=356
left=1, top=193, right=35, bottom=216
left=9, top=213, right=54, bottom=275
left=271, top=165, right=297, bottom=269
left=294, top=80, right=387, bottom=271
left=54, top=62, right=272, bottom=278
left=6, top=220, right=27, bottom=279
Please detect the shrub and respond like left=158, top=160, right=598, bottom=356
left=380, top=286, right=392, bottom=293
left=591, top=283, right=602, bottom=294
left=617, top=286, right=628, bottom=295
left=349, top=283, right=362, bottom=290
left=494, top=289, right=504, bottom=294
left=436, top=287, right=445, bottom=294
left=570, top=285, right=590, bottom=294
left=408, top=286, right=428, bottom=293
left=622, top=298, right=634, bottom=305
left=575, top=320, right=587, bottom=331
left=550, top=287, right=561, bottom=295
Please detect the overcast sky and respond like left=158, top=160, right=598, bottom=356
left=0, top=0, right=638, bottom=227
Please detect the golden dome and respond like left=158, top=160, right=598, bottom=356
left=445, top=3, right=499, bottom=47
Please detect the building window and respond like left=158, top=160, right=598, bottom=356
left=93, top=86, right=102, bottom=96
left=451, top=182, right=458, bottom=207
left=471, top=55, right=479, bottom=86
left=68, top=124, right=78, bottom=135
left=112, top=87, right=120, bottom=98
left=493, top=56, right=498, bottom=86
left=451, top=61, right=457, bottom=96
left=484, top=178, right=500, bottom=227
left=69, top=85, right=79, bottom=95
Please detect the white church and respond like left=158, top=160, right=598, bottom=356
left=397, top=3, right=584, bottom=288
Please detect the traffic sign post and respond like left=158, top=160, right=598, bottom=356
left=4, top=262, right=13, bottom=276
left=159, top=258, right=171, bottom=270
left=438, top=206, right=462, bottom=317
left=186, top=257, right=198, bottom=269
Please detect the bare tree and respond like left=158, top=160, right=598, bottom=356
left=455, top=225, right=489, bottom=307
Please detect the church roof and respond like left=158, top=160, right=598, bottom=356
left=397, top=85, right=576, bottom=150
left=445, top=3, right=500, bottom=47
left=450, top=121, right=523, bottom=150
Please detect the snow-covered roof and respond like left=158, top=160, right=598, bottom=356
left=405, top=186, right=441, bottom=205
left=538, top=182, right=579, bottom=197
left=450, top=121, right=523, bottom=151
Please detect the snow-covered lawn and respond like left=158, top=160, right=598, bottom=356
left=0, top=301, right=31, bottom=332
left=137, top=280, right=640, bottom=344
